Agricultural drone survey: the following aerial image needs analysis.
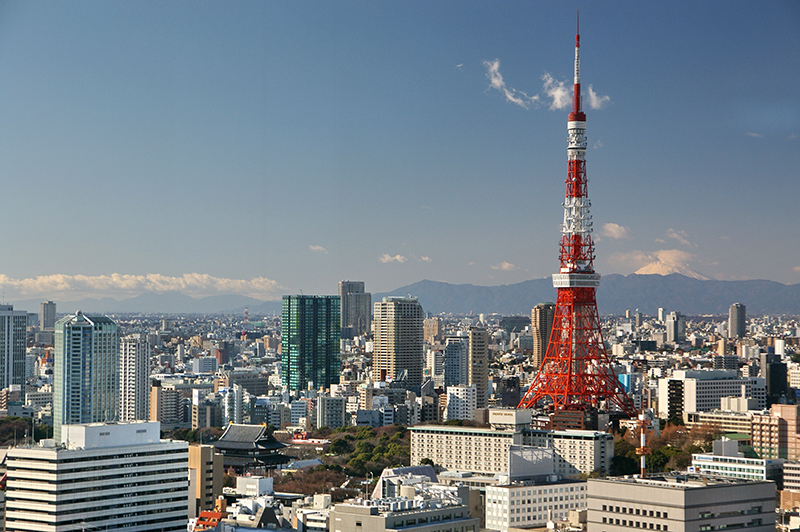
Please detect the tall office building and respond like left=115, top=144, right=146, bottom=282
left=53, top=311, right=119, bottom=441
left=468, top=327, right=489, bottom=409
left=531, top=303, right=555, bottom=369
left=729, top=302, right=747, bottom=338
left=423, top=316, right=443, bottom=344
left=281, top=295, right=341, bottom=391
left=372, top=296, right=424, bottom=386
left=119, top=334, right=150, bottom=421
left=339, top=280, right=372, bottom=339
left=0, top=305, right=27, bottom=397
left=443, top=336, right=468, bottom=387
left=666, top=311, right=686, bottom=344
left=40, top=300, right=56, bottom=330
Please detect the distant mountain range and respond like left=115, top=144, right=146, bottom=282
left=8, top=274, right=800, bottom=316
left=375, top=274, right=800, bottom=316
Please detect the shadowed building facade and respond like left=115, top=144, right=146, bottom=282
left=281, top=295, right=341, bottom=392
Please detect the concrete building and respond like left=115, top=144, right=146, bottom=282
left=443, top=336, right=468, bottom=388
left=531, top=303, right=555, bottom=369
left=150, top=381, right=184, bottom=425
left=39, top=300, right=57, bottom=330
left=119, top=334, right=150, bottom=421
left=587, top=474, right=775, bottom=532
left=317, top=395, right=347, bottom=429
left=443, top=384, right=477, bottom=422
left=5, top=421, right=188, bottom=532
left=53, top=312, right=119, bottom=441
left=188, top=443, right=223, bottom=516
left=372, top=296, right=424, bottom=386
left=329, top=484, right=478, bottom=532
left=468, top=327, right=489, bottom=409
left=666, top=311, right=686, bottom=344
left=751, top=403, right=800, bottom=460
left=411, top=409, right=612, bottom=477
left=192, top=355, right=218, bottom=374
left=0, top=305, right=27, bottom=398
left=657, top=370, right=766, bottom=422
left=221, top=384, right=243, bottom=425
left=423, top=317, right=443, bottom=344
left=339, top=280, right=372, bottom=340
left=485, top=480, right=588, bottom=531
left=691, top=438, right=783, bottom=488
left=729, top=303, right=747, bottom=339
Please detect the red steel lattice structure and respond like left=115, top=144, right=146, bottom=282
left=518, top=20, right=637, bottom=418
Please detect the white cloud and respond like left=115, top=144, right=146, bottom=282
left=601, top=223, right=631, bottom=239
left=793, top=266, right=800, bottom=273
left=747, top=132, right=764, bottom=138
left=419, top=256, right=432, bottom=263
left=379, top=254, right=407, bottom=264
left=541, top=73, right=571, bottom=110
left=491, top=261, right=518, bottom=271
left=586, top=85, right=610, bottom=109
left=0, top=273, right=282, bottom=300
left=666, top=228, right=691, bottom=246
left=593, top=140, right=603, bottom=149
left=309, top=245, right=327, bottom=253
left=788, top=133, right=798, bottom=141
left=482, top=59, right=539, bottom=109
left=455, top=63, right=464, bottom=70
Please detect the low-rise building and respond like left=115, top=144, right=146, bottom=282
left=587, top=474, right=775, bottom=532
left=485, top=479, right=588, bottom=532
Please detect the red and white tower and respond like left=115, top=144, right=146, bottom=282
left=518, top=20, right=637, bottom=418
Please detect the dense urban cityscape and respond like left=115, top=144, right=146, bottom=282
left=1, top=3, right=798, bottom=532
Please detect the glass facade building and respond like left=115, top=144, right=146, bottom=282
left=281, top=295, right=341, bottom=392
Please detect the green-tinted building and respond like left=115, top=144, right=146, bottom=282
left=281, top=295, right=341, bottom=392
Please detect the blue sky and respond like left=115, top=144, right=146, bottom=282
left=0, top=1, right=798, bottom=302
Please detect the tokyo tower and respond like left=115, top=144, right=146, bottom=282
left=518, top=19, right=637, bottom=418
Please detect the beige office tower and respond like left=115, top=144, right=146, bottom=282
left=531, top=303, right=555, bottom=369
left=468, top=327, right=489, bottom=409
left=423, top=316, right=443, bottom=344
left=372, top=297, right=424, bottom=386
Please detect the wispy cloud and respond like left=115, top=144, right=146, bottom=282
left=793, top=266, right=800, bottom=273
left=666, top=228, right=692, bottom=246
left=789, top=133, right=798, bottom=141
left=747, top=132, right=764, bottom=138
left=541, top=73, right=570, bottom=110
left=309, top=245, right=327, bottom=254
left=593, top=140, right=603, bottom=149
left=482, top=59, right=539, bottom=109
left=586, top=85, right=610, bottom=109
left=0, top=273, right=282, bottom=300
left=419, top=256, right=432, bottom=263
left=491, top=261, right=518, bottom=271
left=379, top=254, right=407, bottom=264
left=601, top=223, right=631, bottom=239
left=455, top=63, right=463, bottom=70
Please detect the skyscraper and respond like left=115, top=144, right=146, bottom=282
left=339, top=280, right=372, bottom=339
left=119, top=334, right=150, bottom=421
left=40, top=300, right=56, bottom=330
left=666, top=311, right=686, bottom=344
left=468, top=327, right=489, bottom=409
left=53, top=311, right=119, bottom=441
left=372, top=296, right=424, bottom=386
left=531, top=303, right=555, bottom=369
left=281, top=295, right=341, bottom=391
left=0, top=305, right=27, bottom=397
left=729, top=303, right=746, bottom=339
left=443, top=336, right=468, bottom=388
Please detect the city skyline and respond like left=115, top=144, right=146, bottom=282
left=1, top=2, right=798, bottom=303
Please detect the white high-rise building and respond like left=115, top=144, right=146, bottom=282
left=119, top=334, right=150, bottom=421
left=372, top=296, right=424, bottom=386
left=53, top=312, right=119, bottom=441
left=221, top=384, right=243, bottom=425
left=0, top=305, right=27, bottom=396
left=444, top=384, right=477, bottom=421
left=443, top=336, right=468, bottom=387
left=5, top=421, right=188, bottom=532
